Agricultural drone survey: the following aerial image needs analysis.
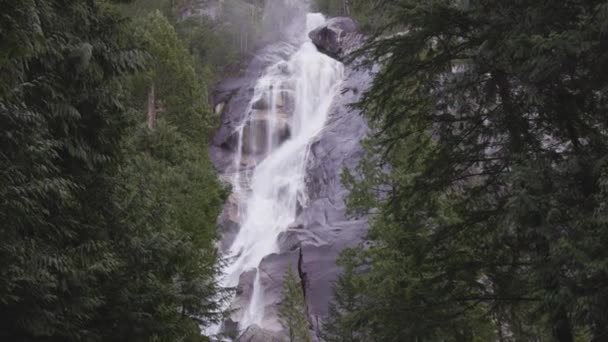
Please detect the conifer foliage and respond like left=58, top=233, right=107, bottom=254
left=1, top=0, right=144, bottom=339
left=327, top=0, right=608, bottom=341
left=0, top=0, right=226, bottom=341
left=279, top=267, right=312, bottom=342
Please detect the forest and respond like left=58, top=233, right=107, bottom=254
left=0, top=0, right=258, bottom=340
left=322, top=1, right=608, bottom=342
left=2, top=0, right=608, bottom=341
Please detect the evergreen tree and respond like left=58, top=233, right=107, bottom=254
left=279, top=267, right=312, bottom=342
left=92, top=10, right=229, bottom=341
left=322, top=250, right=372, bottom=342
left=1, top=1, right=227, bottom=340
left=0, top=0, right=144, bottom=339
left=120, top=0, right=262, bottom=81
left=327, top=0, right=608, bottom=341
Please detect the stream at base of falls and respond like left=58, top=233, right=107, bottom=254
left=211, top=10, right=344, bottom=335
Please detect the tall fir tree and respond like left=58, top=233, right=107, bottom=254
left=1, top=1, right=227, bottom=340
left=279, top=267, right=312, bottom=342
left=0, top=0, right=145, bottom=339
left=326, top=0, right=608, bottom=341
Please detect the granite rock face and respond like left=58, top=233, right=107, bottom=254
left=210, top=41, right=298, bottom=171
left=279, top=21, right=371, bottom=332
left=210, top=16, right=371, bottom=339
left=291, top=56, right=372, bottom=334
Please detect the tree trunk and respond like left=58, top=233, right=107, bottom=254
left=552, top=306, right=574, bottom=342
left=494, top=70, right=526, bottom=154
left=343, top=0, right=351, bottom=15
left=147, top=84, right=156, bottom=129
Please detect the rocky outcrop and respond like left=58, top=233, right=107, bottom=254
left=210, top=42, right=297, bottom=171
left=308, top=17, right=363, bottom=61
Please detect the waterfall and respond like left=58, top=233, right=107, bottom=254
left=217, top=10, right=344, bottom=333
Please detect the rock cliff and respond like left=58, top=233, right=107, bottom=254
left=210, top=15, right=372, bottom=340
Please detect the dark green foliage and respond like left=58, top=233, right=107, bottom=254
left=121, top=0, right=263, bottom=80
left=0, top=0, right=143, bottom=339
left=1, top=0, right=227, bottom=341
left=107, top=12, right=230, bottom=340
left=128, top=10, right=216, bottom=138
left=313, top=0, right=393, bottom=33
left=279, top=267, right=312, bottom=342
left=322, top=250, right=372, bottom=342
left=326, top=1, right=608, bottom=341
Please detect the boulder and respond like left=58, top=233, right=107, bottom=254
left=308, top=17, right=363, bottom=61
left=277, top=227, right=303, bottom=252
left=234, top=269, right=257, bottom=313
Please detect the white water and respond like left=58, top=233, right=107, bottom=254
left=218, top=12, right=344, bottom=332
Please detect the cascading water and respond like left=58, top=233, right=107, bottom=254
left=217, top=10, right=344, bottom=333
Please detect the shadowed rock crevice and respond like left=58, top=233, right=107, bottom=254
left=297, top=246, right=312, bottom=329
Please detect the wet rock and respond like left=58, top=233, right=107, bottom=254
left=236, top=324, right=285, bottom=342
left=277, top=224, right=327, bottom=253
left=238, top=269, right=257, bottom=300
left=277, top=61, right=290, bottom=75
left=241, top=111, right=291, bottom=155
left=227, top=251, right=301, bottom=334
left=210, top=74, right=257, bottom=171
left=219, top=220, right=240, bottom=253
left=217, top=192, right=242, bottom=253
left=252, top=89, right=295, bottom=114
left=230, top=268, right=257, bottom=322
left=276, top=225, right=308, bottom=252
left=220, top=318, right=240, bottom=340
left=277, top=230, right=301, bottom=252
left=210, top=43, right=297, bottom=173
left=289, top=54, right=373, bottom=333
left=251, top=97, right=270, bottom=111
left=277, top=90, right=295, bottom=114
left=309, top=17, right=363, bottom=61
